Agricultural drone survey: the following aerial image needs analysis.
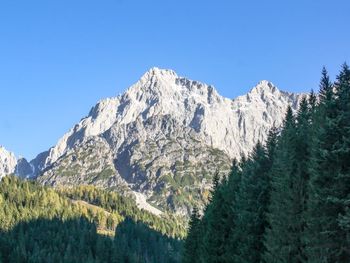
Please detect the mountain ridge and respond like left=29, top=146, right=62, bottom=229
left=0, top=68, right=306, bottom=215
left=32, top=68, right=300, bottom=173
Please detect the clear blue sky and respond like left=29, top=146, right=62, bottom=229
left=1, top=0, right=349, bottom=160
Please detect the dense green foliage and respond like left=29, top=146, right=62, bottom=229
left=0, top=176, right=183, bottom=262
left=59, top=185, right=186, bottom=238
left=182, top=207, right=201, bottom=263
left=114, top=218, right=182, bottom=262
left=0, top=217, right=114, bottom=263
left=2, top=64, right=349, bottom=263
left=183, top=65, right=350, bottom=262
left=306, top=64, right=350, bottom=262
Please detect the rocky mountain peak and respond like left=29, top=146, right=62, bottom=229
left=132, top=67, right=219, bottom=101
left=0, top=68, right=306, bottom=215
left=249, top=80, right=278, bottom=95
left=142, top=67, right=178, bottom=80
left=0, top=146, right=17, bottom=179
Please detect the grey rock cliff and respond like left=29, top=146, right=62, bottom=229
left=1, top=68, right=305, bottom=215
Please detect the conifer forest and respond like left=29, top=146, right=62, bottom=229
left=1, top=65, right=350, bottom=262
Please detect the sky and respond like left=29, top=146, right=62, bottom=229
left=0, top=0, right=349, bottom=160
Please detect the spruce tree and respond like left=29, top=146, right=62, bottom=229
left=264, top=106, right=308, bottom=263
left=266, top=126, right=279, bottom=166
left=232, top=142, right=271, bottom=263
left=223, top=159, right=243, bottom=261
left=183, top=207, right=201, bottom=263
left=307, top=66, right=337, bottom=262
left=264, top=101, right=312, bottom=263
left=319, top=66, right=333, bottom=103
left=200, top=175, right=233, bottom=263
left=307, top=64, right=350, bottom=262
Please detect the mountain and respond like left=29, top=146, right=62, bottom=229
left=0, top=146, right=17, bottom=179
left=1, top=68, right=305, bottom=215
left=0, top=147, right=34, bottom=180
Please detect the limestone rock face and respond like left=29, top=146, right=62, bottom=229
left=0, top=147, right=34, bottom=180
left=1, top=68, right=305, bottom=215
left=0, top=146, right=17, bottom=179
left=16, top=158, right=33, bottom=178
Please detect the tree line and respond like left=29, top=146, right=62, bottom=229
left=183, top=64, right=350, bottom=263
left=0, top=176, right=183, bottom=262
left=1, top=64, right=349, bottom=262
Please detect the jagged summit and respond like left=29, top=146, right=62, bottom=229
left=0, top=146, right=17, bottom=178
left=249, top=80, right=278, bottom=94
left=137, top=67, right=217, bottom=97
left=137, top=67, right=178, bottom=91
left=0, top=146, right=35, bottom=179
left=0, top=68, right=305, bottom=215
left=142, top=67, right=178, bottom=79
left=2, top=68, right=303, bottom=175
left=140, top=68, right=284, bottom=104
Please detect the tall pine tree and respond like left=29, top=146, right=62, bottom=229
left=307, top=64, right=350, bottom=262
left=232, top=142, right=271, bottom=263
left=264, top=105, right=309, bottom=263
left=183, top=207, right=201, bottom=263
left=200, top=173, right=233, bottom=263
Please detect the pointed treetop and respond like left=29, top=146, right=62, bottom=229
left=341, top=62, right=350, bottom=74
left=251, top=140, right=267, bottom=161
left=297, top=96, right=309, bottom=116
left=283, top=106, right=295, bottom=128
left=320, top=66, right=331, bottom=86
left=266, top=126, right=279, bottom=161
left=337, top=62, right=350, bottom=84
left=319, top=66, right=333, bottom=103
left=210, top=172, right=220, bottom=196
left=308, top=89, right=317, bottom=110
left=335, top=62, right=350, bottom=106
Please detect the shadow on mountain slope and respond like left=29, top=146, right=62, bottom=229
left=0, top=216, right=182, bottom=263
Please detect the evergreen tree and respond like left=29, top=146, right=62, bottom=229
left=182, top=65, right=350, bottom=263
left=223, top=159, right=243, bottom=262
left=265, top=101, right=313, bottom=263
left=307, top=64, right=350, bottom=262
left=0, top=176, right=183, bottom=263
left=211, top=172, right=220, bottom=196
left=266, top=126, right=279, bottom=166
left=319, top=66, right=333, bottom=103
left=264, top=106, right=306, bottom=263
left=200, top=173, right=231, bottom=263
left=182, top=207, right=201, bottom=263
left=232, top=142, right=271, bottom=263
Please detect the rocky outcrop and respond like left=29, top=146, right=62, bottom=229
left=0, top=146, right=17, bottom=179
left=1, top=68, right=306, bottom=215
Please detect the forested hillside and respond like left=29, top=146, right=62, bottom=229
left=1, top=64, right=349, bottom=263
left=183, top=64, right=350, bottom=263
left=0, top=176, right=183, bottom=262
